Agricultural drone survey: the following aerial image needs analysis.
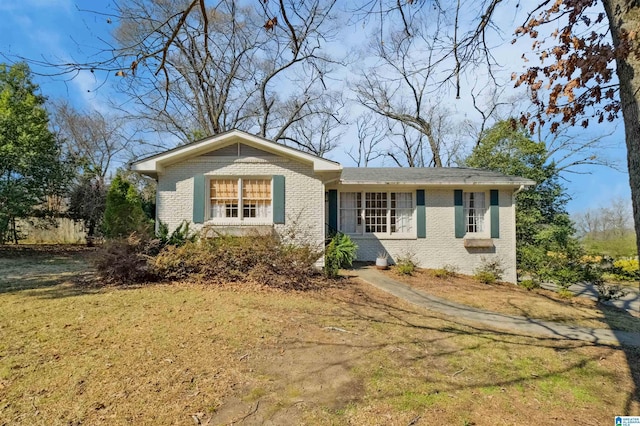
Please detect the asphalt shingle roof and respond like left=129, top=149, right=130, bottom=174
left=340, top=167, right=535, bottom=186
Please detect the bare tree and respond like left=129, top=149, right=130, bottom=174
left=112, top=0, right=343, bottom=155
left=574, top=197, right=633, bottom=239
left=385, top=122, right=427, bottom=167
left=537, top=123, right=619, bottom=175
left=51, top=101, right=134, bottom=184
left=352, top=1, right=488, bottom=167
left=346, top=113, right=385, bottom=166
left=353, top=24, right=445, bottom=166
left=281, top=92, right=346, bottom=156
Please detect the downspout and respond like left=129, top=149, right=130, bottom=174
left=512, top=184, right=525, bottom=283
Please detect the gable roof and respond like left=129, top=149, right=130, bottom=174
left=130, top=129, right=341, bottom=178
left=340, top=167, right=535, bottom=187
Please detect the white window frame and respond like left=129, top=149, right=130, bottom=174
left=463, top=191, right=487, bottom=234
left=338, top=190, right=415, bottom=238
left=207, top=177, right=273, bottom=224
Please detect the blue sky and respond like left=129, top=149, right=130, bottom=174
left=0, top=0, right=632, bottom=214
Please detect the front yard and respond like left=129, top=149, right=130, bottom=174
left=383, top=268, right=640, bottom=333
left=0, top=247, right=638, bottom=425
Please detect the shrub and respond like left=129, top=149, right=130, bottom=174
left=93, top=231, right=322, bottom=289
left=153, top=233, right=322, bottom=290
left=324, top=233, right=358, bottom=278
left=93, top=233, right=159, bottom=284
left=433, top=264, right=458, bottom=279
left=395, top=251, right=417, bottom=276
left=612, top=258, right=639, bottom=280
left=156, top=220, right=198, bottom=247
left=518, top=279, right=540, bottom=290
left=557, top=288, right=574, bottom=299
left=474, top=270, right=497, bottom=284
left=103, top=174, right=151, bottom=239
left=473, top=257, right=504, bottom=284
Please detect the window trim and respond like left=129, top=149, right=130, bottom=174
left=206, top=176, right=273, bottom=224
left=337, top=190, right=416, bottom=238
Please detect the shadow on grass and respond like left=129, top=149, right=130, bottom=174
left=347, top=264, right=640, bottom=415
left=0, top=245, right=99, bottom=298
left=270, top=284, right=631, bottom=421
left=0, top=272, right=102, bottom=299
left=212, top=278, right=632, bottom=424
left=599, top=287, right=640, bottom=415
left=528, top=279, right=640, bottom=414
left=509, top=288, right=640, bottom=334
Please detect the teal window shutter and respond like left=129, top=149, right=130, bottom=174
left=193, top=174, right=205, bottom=224
left=328, top=190, right=338, bottom=233
left=273, top=175, right=285, bottom=224
left=454, top=189, right=464, bottom=238
left=490, top=189, right=499, bottom=238
left=416, top=189, right=426, bottom=238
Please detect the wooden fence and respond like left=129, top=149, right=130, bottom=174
left=16, top=218, right=86, bottom=244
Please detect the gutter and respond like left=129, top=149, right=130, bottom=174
left=339, top=181, right=535, bottom=186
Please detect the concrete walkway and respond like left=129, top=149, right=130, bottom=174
left=353, top=266, right=640, bottom=347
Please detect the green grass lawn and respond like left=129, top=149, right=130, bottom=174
left=1, top=248, right=639, bottom=425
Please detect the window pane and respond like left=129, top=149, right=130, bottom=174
left=464, top=192, right=485, bottom=233
left=242, top=179, right=271, bottom=219
left=365, top=192, right=387, bottom=233
left=339, top=192, right=361, bottom=233
left=391, top=192, right=413, bottom=233
left=210, top=179, right=238, bottom=218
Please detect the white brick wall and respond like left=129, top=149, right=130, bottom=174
left=158, top=157, right=519, bottom=283
left=157, top=156, right=325, bottom=250
left=331, top=187, right=518, bottom=283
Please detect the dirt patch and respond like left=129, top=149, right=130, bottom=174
left=383, top=268, right=640, bottom=333
left=213, top=336, right=365, bottom=424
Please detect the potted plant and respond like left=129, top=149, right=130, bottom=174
left=376, top=251, right=389, bottom=270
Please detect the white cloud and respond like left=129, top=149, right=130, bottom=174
left=70, top=69, right=110, bottom=112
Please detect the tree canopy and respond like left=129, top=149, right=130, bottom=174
left=0, top=62, right=71, bottom=243
left=466, top=120, right=583, bottom=285
left=8, top=0, right=640, bottom=257
left=103, top=173, right=151, bottom=239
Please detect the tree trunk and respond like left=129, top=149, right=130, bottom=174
left=603, top=0, right=640, bottom=260
left=11, top=217, right=18, bottom=244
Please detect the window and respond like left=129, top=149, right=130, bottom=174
left=365, top=192, right=387, bottom=233
left=339, top=191, right=413, bottom=235
left=391, top=192, right=413, bottom=233
left=210, top=179, right=238, bottom=219
left=209, top=178, right=271, bottom=221
left=339, top=192, right=362, bottom=233
left=464, top=192, right=485, bottom=233
left=242, top=179, right=271, bottom=218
